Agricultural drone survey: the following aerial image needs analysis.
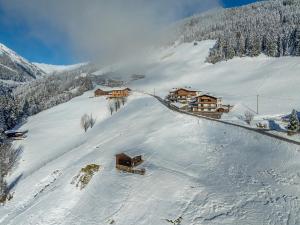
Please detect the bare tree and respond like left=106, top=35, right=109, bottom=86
left=244, top=111, right=254, bottom=125
left=80, top=114, right=97, bottom=132
left=114, top=99, right=120, bottom=112
left=121, top=97, right=127, bottom=106
left=81, top=114, right=90, bottom=132
left=89, top=114, right=96, bottom=128
left=107, top=97, right=125, bottom=116
left=109, top=105, right=114, bottom=115
left=108, top=100, right=114, bottom=115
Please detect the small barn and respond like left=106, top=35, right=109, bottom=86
left=94, top=89, right=109, bottom=97
left=115, top=153, right=143, bottom=168
left=4, top=130, right=28, bottom=140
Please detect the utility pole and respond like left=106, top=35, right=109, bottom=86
left=257, top=94, right=259, bottom=114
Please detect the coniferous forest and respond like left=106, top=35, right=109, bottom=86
left=176, top=0, right=300, bottom=63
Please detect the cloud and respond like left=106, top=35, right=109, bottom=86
left=0, top=0, right=221, bottom=64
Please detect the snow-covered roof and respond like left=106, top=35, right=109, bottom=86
left=196, top=93, right=222, bottom=99
left=96, top=86, right=130, bottom=92
left=4, top=130, right=28, bottom=134
left=195, top=94, right=219, bottom=99
left=170, top=87, right=199, bottom=93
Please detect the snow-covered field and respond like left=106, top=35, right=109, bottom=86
left=1, top=90, right=300, bottom=225
left=127, top=40, right=300, bottom=138
left=129, top=40, right=300, bottom=116
left=1, top=41, right=300, bottom=224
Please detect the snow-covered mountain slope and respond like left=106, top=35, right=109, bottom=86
left=33, top=62, right=87, bottom=75
left=0, top=43, right=45, bottom=83
left=2, top=90, right=300, bottom=225
left=125, top=40, right=300, bottom=116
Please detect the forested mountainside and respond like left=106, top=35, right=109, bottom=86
left=177, top=0, right=300, bottom=63
left=0, top=66, right=94, bottom=132
left=0, top=61, right=141, bottom=132
left=0, top=44, right=45, bottom=82
left=0, top=42, right=99, bottom=133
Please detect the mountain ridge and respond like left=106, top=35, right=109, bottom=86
left=0, top=43, right=46, bottom=83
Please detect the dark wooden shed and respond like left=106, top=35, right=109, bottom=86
left=115, top=153, right=143, bottom=168
left=94, top=89, right=109, bottom=97
left=4, top=130, right=28, bottom=139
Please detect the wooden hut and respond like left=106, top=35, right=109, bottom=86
left=115, top=153, right=145, bottom=175
left=115, top=153, right=143, bottom=167
left=94, top=89, right=109, bottom=97
left=4, top=130, right=28, bottom=140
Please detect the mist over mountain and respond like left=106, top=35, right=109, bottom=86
left=0, top=0, right=220, bottom=64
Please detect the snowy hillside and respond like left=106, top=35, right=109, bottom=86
left=1, top=29, right=300, bottom=224
left=34, top=62, right=87, bottom=75
left=1, top=90, right=300, bottom=225
left=128, top=40, right=300, bottom=116
left=0, top=43, right=45, bottom=82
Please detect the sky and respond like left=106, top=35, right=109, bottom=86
left=0, top=0, right=260, bottom=65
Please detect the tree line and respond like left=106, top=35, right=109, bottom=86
left=175, top=0, right=300, bottom=63
left=0, top=68, right=94, bottom=133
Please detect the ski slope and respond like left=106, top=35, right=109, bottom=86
left=1, top=90, right=300, bottom=225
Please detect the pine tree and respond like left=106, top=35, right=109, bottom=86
left=291, top=27, right=300, bottom=56
left=288, top=109, right=299, bottom=132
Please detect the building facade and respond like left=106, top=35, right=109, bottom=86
left=168, top=88, right=201, bottom=103
left=109, top=88, right=131, bottom=98
left=190, top=94, right=222, bottom=112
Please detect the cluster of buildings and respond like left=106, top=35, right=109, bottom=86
left=167, top=88, right=231, bottom=115
left=94, top=87, right=131, bottom=98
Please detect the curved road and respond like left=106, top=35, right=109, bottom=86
left=151, top=95, right=300, bottom=147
